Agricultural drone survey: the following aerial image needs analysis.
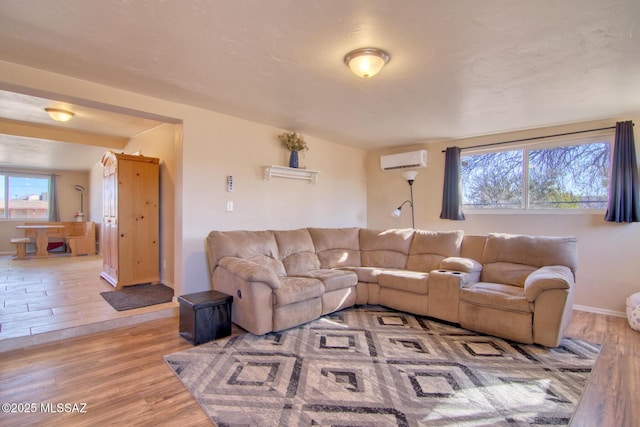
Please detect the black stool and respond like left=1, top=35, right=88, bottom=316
left=178, top=290, right=233, bottom=345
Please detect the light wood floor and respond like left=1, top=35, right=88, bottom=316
left=0, top=316, right=210, bottom=427
left=0, top=256, right=638, bottom=426
left=0, top=255, right=176, bottom=352
left=566, top=310, right=640, bottom=426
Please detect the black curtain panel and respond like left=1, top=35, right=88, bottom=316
left=440, top=146, right=465, bottom=220
left=605, top=121, right=639, bottom=223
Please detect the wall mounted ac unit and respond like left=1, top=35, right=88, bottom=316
left=380, top=150, right=428, bottom=171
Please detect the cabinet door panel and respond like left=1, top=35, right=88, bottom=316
left=101, top=165, right=118, bottom=281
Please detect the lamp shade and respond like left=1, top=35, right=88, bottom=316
left=402, top=170, right=418, bottom=182
left=390, top=200, right=411, bottom=218
left=45, top=108, right=75, bottom=122
left=344, top=48, right=390, bottom=79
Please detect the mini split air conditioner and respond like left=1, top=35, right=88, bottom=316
left=380, top=150, right=428, bottom=171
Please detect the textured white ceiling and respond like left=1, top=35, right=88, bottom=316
left=0, top=0, right=639, bottom=157
left=0, top=133, right=108, bottom=171
left=0, top=89, right=168, bottom=170
left=0, top=90, right=165, bottom=138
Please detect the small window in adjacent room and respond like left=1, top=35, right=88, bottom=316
left=461, top=135, right=612, bottom=211
left=0, top=173, right=50, bottom=219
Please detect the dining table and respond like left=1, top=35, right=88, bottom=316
left=16, top=224, right=66, bottom=257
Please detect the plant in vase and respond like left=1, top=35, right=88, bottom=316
left=278, top=131, right=308, bottom=168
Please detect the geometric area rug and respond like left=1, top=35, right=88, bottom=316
left=164, top=306, right=600, bottom=426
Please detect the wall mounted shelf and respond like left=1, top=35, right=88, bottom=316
left=263, top=165, right=319, bottom=184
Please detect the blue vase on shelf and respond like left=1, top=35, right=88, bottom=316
left=289, top=150, right=299, bottom=168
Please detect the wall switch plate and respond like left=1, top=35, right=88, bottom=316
left=227, top=175, right=233, bottom=192
left=226, top=201, right=234, bottom=211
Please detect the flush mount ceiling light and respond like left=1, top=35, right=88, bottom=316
left=343, top=47, right=390, bottom=79
left=45, top=107, right=75, bottom=122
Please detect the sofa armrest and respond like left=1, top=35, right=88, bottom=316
left=524, top=265, right=573, bottom=302
left=218, top=257, right=281, bottom=290
left=438, top=257, right=482, bottom=287
left=439, top=257, right=482, bottom=274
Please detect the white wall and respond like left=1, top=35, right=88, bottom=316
left=367, top=118, right=640, bottom=316
left=179, top=108, right=367, bottom=294
left=0, top=61, right=367, bottom=298
left=88, top=162, right=103, bottom=234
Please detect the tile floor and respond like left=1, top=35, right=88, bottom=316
left=0, top=254, right=177, bottom=352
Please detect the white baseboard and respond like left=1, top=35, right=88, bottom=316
left=573, top=304, right=626, bottom=318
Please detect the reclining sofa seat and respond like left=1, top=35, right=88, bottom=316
left=458, top=233, right=577, bottom=347
left=207, top=229, right=358, bottom=335
left=207, top=228, right=577, bottom=348
left=273, top=229, right=358, bottom=317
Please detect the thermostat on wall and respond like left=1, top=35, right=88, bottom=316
left=227, top=176, right=233, bottom=192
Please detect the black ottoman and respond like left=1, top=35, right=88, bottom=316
left=178, top=290, right=233, bottom=345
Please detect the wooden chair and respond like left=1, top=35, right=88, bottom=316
left=66, top=222, right=96, bottom=256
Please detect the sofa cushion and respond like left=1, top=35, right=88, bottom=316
left=247, top=255, right=287, bottom=277
left=481, top=262, right=538, bottom=287
left=406, top=230, right=463, bottom=272
left=378, top=270, right=429, bottom=295
left=482, top=233, right=578, bottom=273
left=406, top=253, right=444, bottom=273
left=207, top=230, right=286, bottom=276
left=308, top=227, right=361, bottom=268
left=298, top=269, right=357, bottom=292
left=439, top=257, right=482, bottom=273
left=273, top=229, right=321, bottom=276
left=460, top=235, right=487, bottom=262
left=360, top=228, right=414, bottom=269
left=340, top=266, right=384, bottom=283
left=460, top=282, right=532, bottom=313
left=273, top=277, right=324, bottom=306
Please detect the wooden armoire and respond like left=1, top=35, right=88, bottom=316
left=100, top=151, right=160, bottom=289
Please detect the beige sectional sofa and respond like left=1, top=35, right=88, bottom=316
left=206, top=228, right=577, bottom=347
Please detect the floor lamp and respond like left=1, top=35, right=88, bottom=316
left=74, top=185, right=85, bottom=221
left=390, top=170, right=417, bottom=228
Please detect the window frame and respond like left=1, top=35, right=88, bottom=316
left=0, top=172, right=52, bottom=221
left=461, top=131, right=613, bottom=214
